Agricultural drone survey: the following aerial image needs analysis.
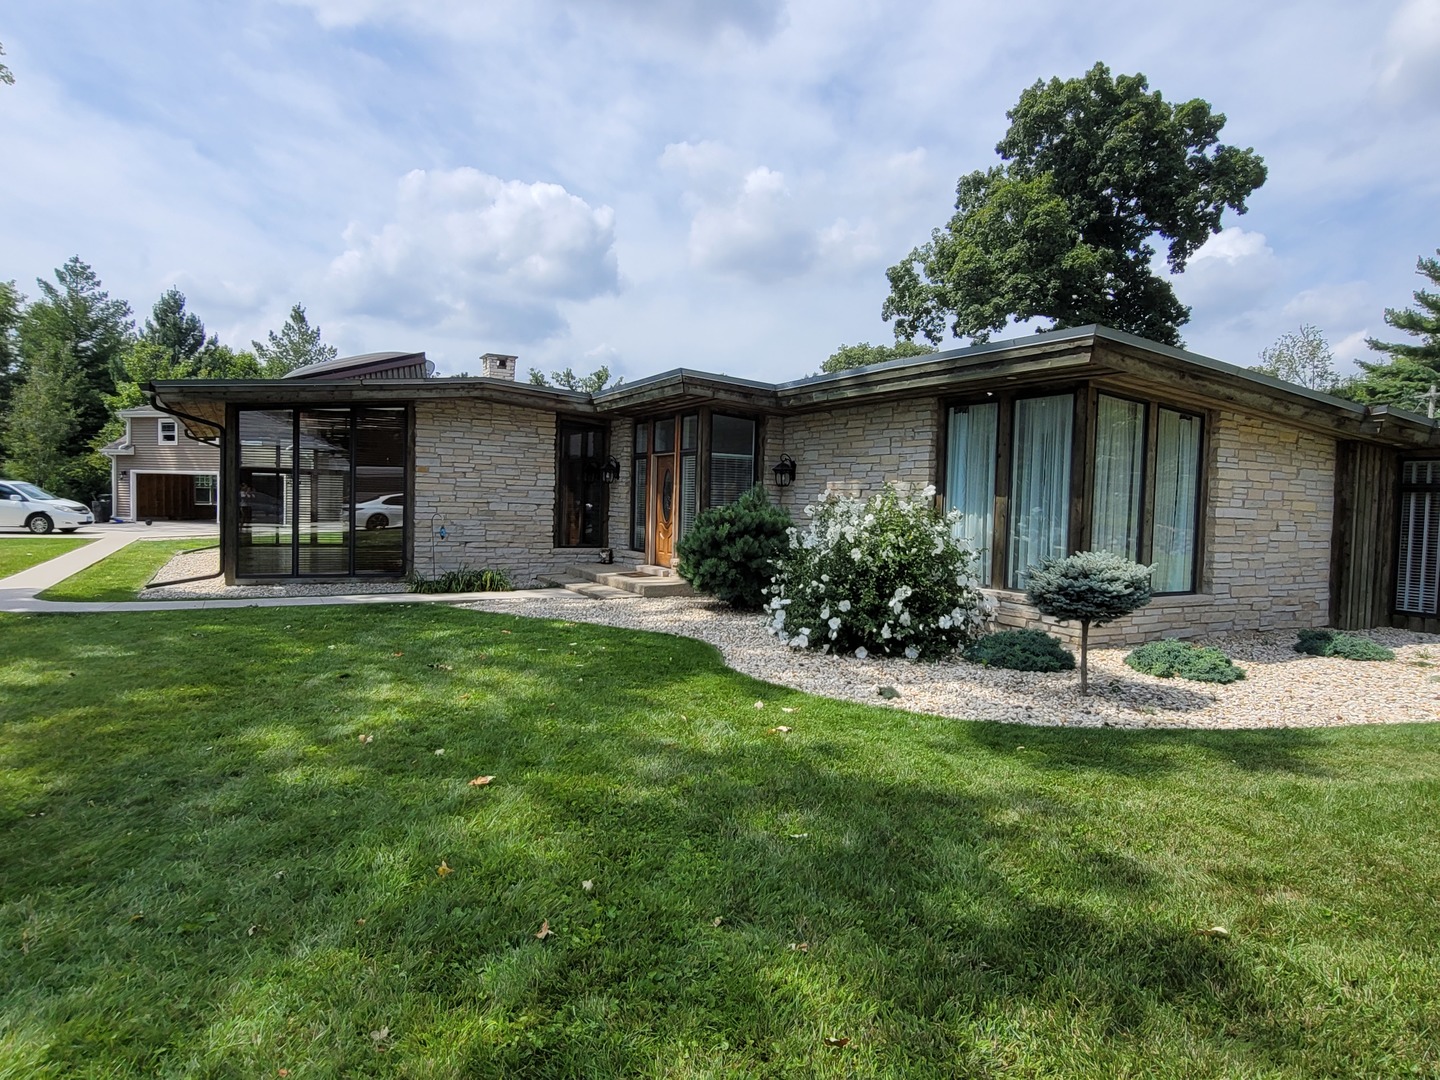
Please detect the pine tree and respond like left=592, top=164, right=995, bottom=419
left=142, top=287, right=215, bottom=370
left=1366, top=250, right=1440, bottom=366
left=252, top=303, right=337, bottom=376
left=0, top=280, right=23, bottom=462
left=2, top=345, right=90, bottom=497
left=1342, top=250, right=1440, bottom=409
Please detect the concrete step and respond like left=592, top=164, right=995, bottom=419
left=536, top=570, right=638, bottom=600
left=564, top=564, right=695, bottom=597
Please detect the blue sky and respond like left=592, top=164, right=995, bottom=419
left=2, top=0, right=1437, bottom=381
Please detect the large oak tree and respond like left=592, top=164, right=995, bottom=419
left=883, top=63, right=1267, bottom=348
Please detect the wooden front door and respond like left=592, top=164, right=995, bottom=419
left=650, top=416, right=677, bottom=566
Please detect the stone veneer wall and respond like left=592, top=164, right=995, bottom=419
left=412, top=400, right=635, bottom=585
left=993, top=409, right=1336, bottom=646
left=773, top=398, right=937, bottom=516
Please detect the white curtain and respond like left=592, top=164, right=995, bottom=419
left=1091, top=396, right=1144, bottom=560
left=946, top=403, right=998, bottom=579
left=1008, top=395, right=1072, bottom=588
left=1152, top=409, right=1201, bottom=592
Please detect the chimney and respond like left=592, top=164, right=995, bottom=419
left=480, top=352, right=518, bottom=381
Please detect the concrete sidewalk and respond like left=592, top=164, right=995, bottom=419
left=0, top=532, right=143, bottom=591
left=0, top=586, right=583, bottom=614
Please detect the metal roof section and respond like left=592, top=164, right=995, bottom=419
left=284, top=350, right=434, bottom=380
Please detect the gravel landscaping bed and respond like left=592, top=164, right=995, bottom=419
left=144, top=548, right=410, bottom=599
left=464, top=593, right=1440, bottom=730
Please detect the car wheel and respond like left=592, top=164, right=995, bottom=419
left=365, top=513, right=389, bottom=530
left=26, top=514, right=54, bottom=534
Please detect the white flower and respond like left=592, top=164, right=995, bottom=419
left=899, top=610, right=911, bottom=627
left=838, top=599, right=851, bottom=612
left=938, top=614, right=953, bottom=629
left=820, top=605, right=831, bottom=620
left=854, top=646, right=868, bottom=659
left=851, top=548, right=862, bottom=560
left=881, top=623, right=892, bottom=639
left=921, top=484, right=937, bottom=499
left=905, top=645, right=920, bottom=659
left=790, top=634, right=810, bottom=649
left=828, top=617, right=841, bottom=631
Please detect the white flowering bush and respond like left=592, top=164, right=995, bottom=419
left=766, top=483, right=994, bottom=660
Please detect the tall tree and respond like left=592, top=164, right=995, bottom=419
left=1252, top=325, right=1340, bottom=391
left=883, top=63, right=1267, bottom=348
left=0, top=42, right=14, bottom=86
left=0, top=281, right=23, bottom=460
left=1366, top=250, right=1440, bottom=366
left=11, top=257, right=132, bottom=492
left=142, top=287, right=215, bottom=369
left=1337, top=250, right=1440, bottom=410
left=526, top=365, right=621, bottom=393
left=2, top=346, right=87, bottom=496
left=252, top=303, right=337, bottom=376
left=823, top=340, right=936, bottom=373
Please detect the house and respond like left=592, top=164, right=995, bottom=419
left=149, top=325, right=1440, bottom=642
left=101, top=407, right=220, bottom=521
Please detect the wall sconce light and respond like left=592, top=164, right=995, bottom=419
left=771, top=454, right=796, bottom=488
left=119, top=470, right=129, bottom=480
left=600, top=455, right=622, bottom=484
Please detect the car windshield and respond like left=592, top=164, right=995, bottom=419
left=10, top=483, right=57, bottom=501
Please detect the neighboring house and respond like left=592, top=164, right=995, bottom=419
left=150, top=326, right=1440, bottom=642
left=101, top=407, right=220, bottom=521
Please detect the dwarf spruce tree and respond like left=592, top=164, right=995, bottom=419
left=1026, top=551, right=1153, bottom=694
left=677, top=485, right=792, bottom=610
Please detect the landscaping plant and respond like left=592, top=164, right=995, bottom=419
left=1026, top=551, right=1152, bottom=693
left=406, top=566, right=512, bottom=593
left=964, top=628, right=1075, bottom=672
left=1294, top=628, right=1395, bottom=661
left=1125, top=638, right=1246, bottom=684
left=766, top=483, right=993, bottom=659
left=676, top=485, right=792, bottom=609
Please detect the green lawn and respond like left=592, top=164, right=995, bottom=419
left=1, top=605, right=1437, bottom=1078
left=37, top=539, right=213, bottom=601
left=0, top=537, right=92, bottom=580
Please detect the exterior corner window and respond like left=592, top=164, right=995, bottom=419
left=677, top=413, right=699, bottom=540
left=709, top=414, right=757, bottom=509
left=1008, top=394, right=1073, bottom=589
left=1092, top=395, right=1145, bottom=561
left=1396, top=459, right=1440, bottom=615
left=193, top=474, right=217, bottom=506
left=158, top=419, right=178, bottom=444
left=631, top=456, right=648, bottom=552
left=945, top=403, right=997, bottom=581
left=556, top=420, right=606, bottom=548
left=1151, top=408, right=1202, bottom=593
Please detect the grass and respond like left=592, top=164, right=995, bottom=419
left=37, top=539, right=213, bottom=602
left=0, top=537, right=93, bottom=579
left=1, top=605, right=1437, bottom=1078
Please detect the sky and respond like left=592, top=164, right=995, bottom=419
left=1, top=0, right=1438, bottom=383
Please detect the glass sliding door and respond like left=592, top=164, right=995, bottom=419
left=945, top=403, right=998, bottom=580
left=238, top=409, right=295, bottom=577
left=354, top=409, right=407, bottom=573
left=1091, top=395, right=1145, bottom=560
left=1008, top=394, right=1073, bottom=588
left=1152, top=408, right=1202, bottom=592
left=297, top=410, right=352, bottom=576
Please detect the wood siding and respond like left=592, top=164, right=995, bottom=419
left=1330, top=441, right=1398, bottom=630
left=114, top=414, right=220, bottom=519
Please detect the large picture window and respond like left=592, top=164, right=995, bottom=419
left=945, top=403, right=998, bottom=579
left=1151, top=409, right=1202, bottom=593
left=1091, top=395, right=1145, bottom=561
left=1008, top=394, right=1073, bottom=588
left=556, top=420, right=606, bottom=548
left=709, top=414, right=757, bottom=508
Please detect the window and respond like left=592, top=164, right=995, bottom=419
left=194, top=475, right=216, bottom=506
left=945, top=403, right=998, bottom=579
left=631, top=421, right=648, bottom=552
left=1397, top=460, right=1440, bottom=615
left=709, top=414, right=756, bottom=508
left=556, top=420, right=607, bottom=547
left=943, top=391, right=1204, bottom=594
left=1091, top=396, right=1145, bottom=561
left=1008, top=394, right=1073, bottom=588
left=678, top=413, right=699, bottom=540
left=158, top=419, right=178, bottom=444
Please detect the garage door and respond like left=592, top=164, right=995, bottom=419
left=135, top=474, right=218, bottom=520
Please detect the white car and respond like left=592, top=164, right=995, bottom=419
left=349, top=493, right=404, bottom=530
left=0, top=480, right=95, bottom=533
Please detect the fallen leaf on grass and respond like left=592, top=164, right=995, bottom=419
left=469, top=775, right=495, bottom=786
left=753, top=700, right=765, bottom=709
left=392, top=652, right=404, bottom=657
left=358, top=734, right=373, bottom=744
left=1199, top=926, right=1231, bottom=939
left=433, top=748, right=445, bottom=756
left=278, top=1071, right=290, bottom=1077
left=356, top=918, right=366, bottom=926
left=582, top=880, right=594, bottom=892
left=769, top=726, right=792, bottom=734
left=823, top=1037, right=850, bottom=1047
left=788, top=942, right=809, bottom=952
left=370, top=1026, right=391, bottom=1050
left=781, top=707, right=796, bottom=713
left=437, top=861, right=453, bottom=877
left=430, top=663, right=453, bottom=671
left=712, top=917, right=723, bottom=927
left=788, top=833, right=809, bottom=839
left=129, top=912, right=144, bottom=922
left=501, top=630, right=512, bottom=635
left=247, top=924, right=262, bottom=937
left=536, top=920, right=553, bottom=940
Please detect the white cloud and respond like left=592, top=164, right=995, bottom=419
left=684, top=165, right=817, bottom=281
left=1170, top=227, right=1282, bottom=324
left=1377, top=0, right=1440, bottom=101
left=325, top=168, right=618, bottom=341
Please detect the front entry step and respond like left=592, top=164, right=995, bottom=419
left=561, top=564, right=695, bottom=598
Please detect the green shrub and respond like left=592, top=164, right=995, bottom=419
left=964, top=629, right=1075, bottom=672
left=1026, top=551, right=1153, bottom=693
left=406, top=567, right=512, bottom=594
left=1293, top=629, right=1394, bottom=661
left=766, top=483, right=993, bottom=660
left=1125, top=639, right=1245, bottom=684
left=676, top=486, right=792, bottom=609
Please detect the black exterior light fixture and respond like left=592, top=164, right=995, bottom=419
left=599, top=455, right=622, bottom=484
left=771, top=454, right=797, bottom=488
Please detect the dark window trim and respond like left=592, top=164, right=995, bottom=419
left=553, top=415, right=609, bottom=549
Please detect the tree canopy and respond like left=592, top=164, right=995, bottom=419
left=526, top=365, right=621, bottom=393
left=1252, top=325, right=1340, bottom=392
left=252, top=303, right=337, bottom=377
left=822, top=340, right=936, bottom=373
left=882, top=63, right=1267, bottom=348
left=1337, top=250, right=1440, bottom=411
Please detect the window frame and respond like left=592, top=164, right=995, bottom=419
left=553, top=415, right=609, bottom=549
left=938, top=384, right=1207, bottom=595
left=158, top=419, right=178, bottom=445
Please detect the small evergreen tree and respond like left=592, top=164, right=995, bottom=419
left=677, top=485, right=791, bottom=609
left=1026, top=551, right=1153, bottom=694
left=252, top=303, right=337, bottom=376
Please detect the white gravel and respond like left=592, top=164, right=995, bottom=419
left=463, top=593, right=1440, bottom=730
left=144, top=547, right=409, bottom=599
